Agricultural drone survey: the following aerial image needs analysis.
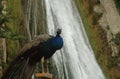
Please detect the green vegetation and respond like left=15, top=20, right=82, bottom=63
left=92, top=12, right=103, bottom=25
left=110, top=32, right=120, bottom=71
left=0, top=0, right=27, bottom=71
left=5, top=0, right=27, bottom=62
left=113, top=32, right=120, bottom=45
left=114, top=0, right=120, bottom=14
left=112, top=32, right=120, bottom=56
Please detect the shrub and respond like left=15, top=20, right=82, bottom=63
left=92, top=12, right=103, bottom=25
left=112, top=32, right=120, bottom=45
left=114, top=0, right=120, bottom=14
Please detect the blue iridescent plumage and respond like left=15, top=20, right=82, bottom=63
left=50, top=33, right=63, bottom=50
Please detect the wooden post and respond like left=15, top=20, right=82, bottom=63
left=0, top=38, right=6, bottom=63
left=0, top=38, right=6, bottom=78
left=0, top=0, right=7, bottom=77
left=0, top=66, right=2, bottom=78
left=1, top=38, right=6, bottom=63
left=1, top=0, right=7, bottom=63
left=35, top=73, right=52, bottom=79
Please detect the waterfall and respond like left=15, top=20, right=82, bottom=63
left=45, top=0, right=105, bottom=79
left=25, top=0, right=32, bottom=41
left=33, top=0, right=38, bottom=37
left=24, top=0, right=39, bottom=41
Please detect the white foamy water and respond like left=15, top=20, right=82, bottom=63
left=45, top=0, right=105, bottom=79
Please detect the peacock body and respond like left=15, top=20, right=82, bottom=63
left=1, top=29, right=63, bottom=79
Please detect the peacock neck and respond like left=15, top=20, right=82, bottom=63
left=50, top=34, right=63, bottom=50
left=56, top=33, right=60, bottom=36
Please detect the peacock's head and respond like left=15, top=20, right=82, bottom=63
left=56, top=29, right=62, bottom=35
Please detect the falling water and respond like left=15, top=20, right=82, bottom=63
left=24, top=0, right=38, bottom=41
left=25, top=0, right=32, bottom=41
left=45, top=0, right=105, bottom=79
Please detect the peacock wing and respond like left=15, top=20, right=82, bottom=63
left=20, top=34, right=53, bottom=54
left=1, top=34, right=54, bottom=79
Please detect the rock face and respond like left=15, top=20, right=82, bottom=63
left=100, top=0, right=120, bottom=34
left=97, top=0, right=120, bottom=57
left=94, top=0, right=120, bottom=79
left=94, top=0, right=120, bottom=57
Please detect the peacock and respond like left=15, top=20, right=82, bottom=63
left=1, top=29, right=63, bottom=79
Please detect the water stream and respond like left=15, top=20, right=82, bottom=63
left=45, top=0, right=105, bottom=79
left=24, top=0, right=105, bottom=79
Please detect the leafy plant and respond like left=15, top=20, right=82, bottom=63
left=92, top=12, right=103, bottom=25
left=112, top=32, right=120, bottom=45
left=108, top=57, right=118, bottom=68
left=0, top=5, right=3, bottom=14
left=114, top=0, right=120, bottom=15
left=0, top=31, right=27, bottom=40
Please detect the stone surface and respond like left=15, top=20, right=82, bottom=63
left=100, top=0, right=120, bottom=34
